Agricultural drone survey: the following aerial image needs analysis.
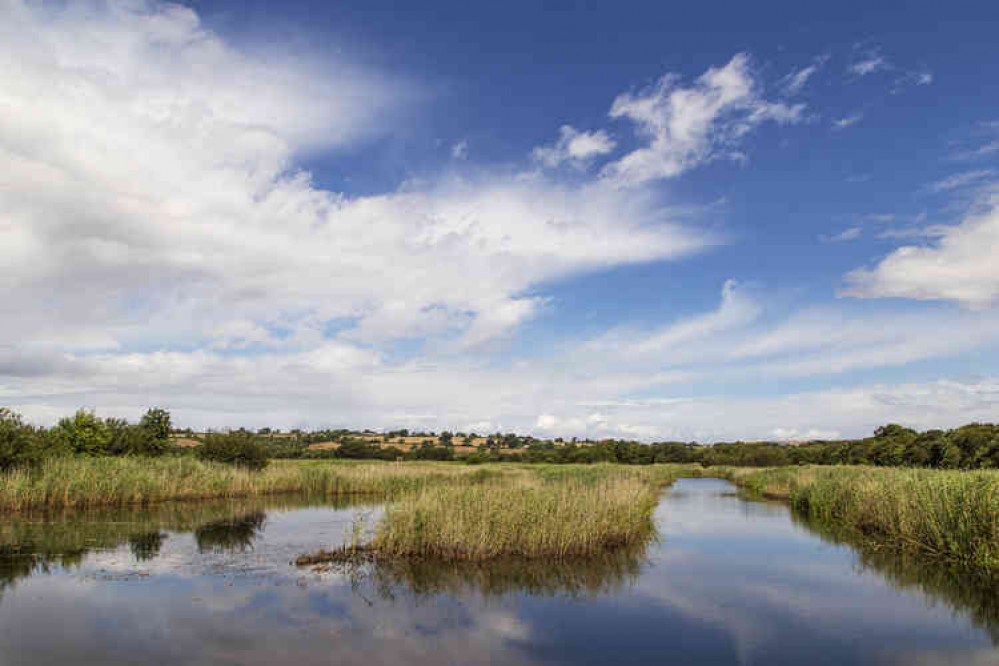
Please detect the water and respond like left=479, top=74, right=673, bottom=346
left=1, top=478, right=996, bottom=665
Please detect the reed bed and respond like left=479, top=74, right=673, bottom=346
left=0, top=457, right=510, bottom=512
left=368, top=476, right=660, bottom=560
left=728, top=466, right=999, bottom=569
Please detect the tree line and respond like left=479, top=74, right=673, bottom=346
left=3, top=406, right=999, bottom=471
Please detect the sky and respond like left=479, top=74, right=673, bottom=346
left=1, top=0, right=998, bottom=441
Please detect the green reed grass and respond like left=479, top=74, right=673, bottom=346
left=368, top=476, right=660, bottom=560
left=0, top=457, right=508, bottom=512
left=726, top=465, right=999, bottom=569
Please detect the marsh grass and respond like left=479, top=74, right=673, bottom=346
left=727, top=466, right=999, bottom=569
left=368, top=475, right=660, bottom=560
left=0, top=457, right=510, bottom=511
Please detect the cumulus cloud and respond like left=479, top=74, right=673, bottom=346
left=844, top=199, right=999, bottom=308
left=601, top=53, right=805, bottom=187
left=3, top=4, right=997, bottom=442
left=532, top=125, right=616, bottom=169
left=0, top=0, right=710, bottom=359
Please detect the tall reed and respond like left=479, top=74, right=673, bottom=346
left=370, top=476, right=659, bottom=560
left=728, top=466, right=999, bottom=569
left=0, top=457, right=506, bottom=512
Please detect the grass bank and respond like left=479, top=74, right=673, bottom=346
left=723, top=465, right=999, bottom=569
left=0, top=457, right=511, bottom=512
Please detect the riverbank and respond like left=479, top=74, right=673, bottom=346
left=0, top=457, right=512, bottom=511
left=721, top=465, right=999, bottom=570
left=4, top=458, right=998, bottom=570
left=0, top=456, right=691, bottom=513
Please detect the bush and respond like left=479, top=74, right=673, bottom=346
left=138, top=407, right=171, bottom=455
left=197, top=432, right=269, bottom=471
left=406, top=445, right=454, bottom=461
left=48, top=409, right=111, bottom=455
left=0, top=408, right=43, bottom=471
left=106, top=419, right=166, bottom=456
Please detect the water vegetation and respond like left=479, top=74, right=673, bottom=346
left=725, top=465, right=999, bottom=569
left=370, top=476, right=659, bottom=560
left=0, top=494, right=369, bottom=598
left=0, top=456, right=504, bottom=512
left=791, top=508, right=999, bottom=643
left=5, top=405, right=999, bottom=571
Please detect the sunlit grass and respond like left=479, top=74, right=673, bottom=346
left=366, top=475, right=660, bottom=560
left=725, top=465, right=999, bottom=569
left=0, top=457, right=507, bottom=511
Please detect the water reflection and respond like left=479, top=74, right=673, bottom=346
left=0, top=480, right=996, bottom=666
left=128, top=530, right=168, bottom=561
left=791, top=511, right=999, bottom=644
left=0, top=495, right=369, bottom=594
left=318, top=545, right=648, bottom=600
left=194, top=513, right=266, bottom=554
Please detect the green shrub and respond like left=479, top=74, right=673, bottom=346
left=105, top=419, right=164, bottom=456
left=197, top=432, right=269, bottom=471
left=48, top=409, right=111, bottom=455
left=139, top=407, right=171, bottom=442
left=0, top=408, right=43, bottom=471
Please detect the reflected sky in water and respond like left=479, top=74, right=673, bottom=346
left=0, top=479, right=995, bottom=665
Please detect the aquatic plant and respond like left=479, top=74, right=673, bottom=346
left=368, top=476, right=660, bottom=560
left=727, top=466, right=999, bottom=569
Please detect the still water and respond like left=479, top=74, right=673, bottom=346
left=1, top=478, right=996, bottom=665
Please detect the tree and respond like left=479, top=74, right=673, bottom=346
left=51, top=409, right=111, bottom=455
left=873, top=424, right=917, bottom=441
left=0, top=408, right=42, bottom=470
left=198, top=432, right=268, bottom=471
left=140, top=408, right=172, bottom=444
left=138, top=407, right=170, bottom=455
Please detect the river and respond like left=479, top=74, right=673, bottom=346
left=1, top=477, right=995, bottom=665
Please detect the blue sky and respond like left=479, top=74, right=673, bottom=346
left=1, top=0, right=998, bottom=439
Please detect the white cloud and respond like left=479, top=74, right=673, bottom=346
left=532, top=125, right=616, bottom=169
left=876, top=225, right=950, bottom=240
left=927, top=169, right=994, bottom=192
left=3, top=5, right=997, bottom=442
left=7, top=287, right=999, bottom=440
left=618, top=279, right=760, bottom=357
left=893, top=70, right=934, bottom=93
left=832, top=113, right=863, bottom=130
left=778, top=55, right=829, bottom=96
left=780, top=66, right=817, bottom=95
left=953, top=140, right=999, bottom=161
left=845, top=199, right=999, bottom=308
left=0, top=0, right=712, bottom=360
left=771, top=427, right=841, bottom=441
left=849, top=52, right=889, bottom=76
left=823, top=226, right=862, bottom=242
left=601, top=53, right=805, bottom=187
left=450, top=140, right=468, bottom=160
